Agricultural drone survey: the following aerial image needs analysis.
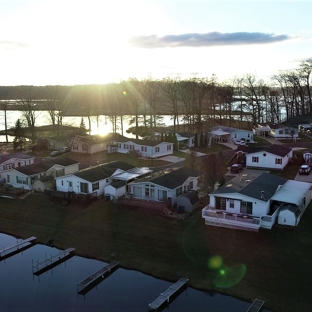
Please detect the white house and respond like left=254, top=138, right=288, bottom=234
left=112, top=137, right=174, bottom=158
left=175, top=132, right=195, bottom=149
left=0, top=153, right=35, bottom=173
left=1, top=158, right=79, bottom=190
left=254, top=123, right=298, bottom=139
left=246, top=144, right=293, bottom=170
left=202, top=172, right=312, bottom=231
left=69, top=133, right=122, bottom=154
left=126, top=167, right=199, bottom=208
left=211, top=126, right=254, bottom=143
left=55, top=161, right=152, bottom=197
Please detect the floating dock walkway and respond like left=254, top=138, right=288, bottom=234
left=0, top=236, right=36, bottom=260
left=77, top=261, right=120, bottom=294
left=148, top=277, right=189, bottom=311
left=32, top=247, right=75, bottom=275
left=247, top=299, right=265, bottom=312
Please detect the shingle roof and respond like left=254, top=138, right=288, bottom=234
left=14, top=157, right=79, bottom=175
left=0, top=153, right=33, bottom=164
left=133, top=167, right=199, bottom=189
left=211, top=172, right=287, bottom=202
left=115, top=137, right=172, bottom=146
left=177, top=132, right=195, bottom=138
left=73, top=161, right=135, bottom=182
left=247, top=144, right=292, bottom=157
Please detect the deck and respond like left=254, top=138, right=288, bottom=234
left=0, top=236, right=36, bottom=259
left=32, top=248, right=75, bottom=275
left=247, top=299, right=265, bottom=312
left=148, top=278, right=189, bottom=311
left=77, top=261, right=120, bottom=294
left=202, top=206, right=261, bottom=231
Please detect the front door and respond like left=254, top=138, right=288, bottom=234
left=68, top=181, right=73, bottom=192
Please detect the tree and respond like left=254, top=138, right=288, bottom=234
left=184, top=148, right=198, bottom=169
left=13, top=119, right=26, bottom=150
left=197, top=151, right=226, bottom=193
left=79, top=118, right=87, bottom=135
left=16, top=86, right=39, bottom=142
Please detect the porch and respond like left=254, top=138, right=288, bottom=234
left=202, top=206, right=261, bottom=231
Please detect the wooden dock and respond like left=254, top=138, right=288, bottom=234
left=0, top=236, right=36, bottom=259
left=247, top=299, right=265, bottom=312
left=148, top=277, right=189, bottom=311
left=77, top=261, right=120, bottom=294
left=32, top=247, right=75, bottom=275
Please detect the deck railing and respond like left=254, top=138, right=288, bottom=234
left=202, top=206, right=261, bottom=231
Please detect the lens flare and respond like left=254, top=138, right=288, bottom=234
left=123, top=91, right=127, bottom=95
left=214, top=263, right=246, bottom=289
left=208, top=255, right=223, bottom=270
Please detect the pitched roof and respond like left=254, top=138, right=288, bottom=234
left=132, top=167, right=199, bottom=189
left=247, top=144, right=292, bottom=157
left=73, top=161, right=135, bottom=182
left=177, top=132, right=195, bottom=138
left=211, top=172, right=287, bottom=202
left=115, top=136, right=172, bottom=146
left=212, top=126, right=252, bottom=133
left=14, top=157, right=79, bottom=175
left=0, top=153, right=34, bottom=164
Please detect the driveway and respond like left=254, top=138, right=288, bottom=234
left=159, top=155, right=185, bottom=163
left=294, top=172, right=312, bottom=183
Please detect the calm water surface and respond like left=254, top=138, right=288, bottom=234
left=0, top=233, right=271, bottom=312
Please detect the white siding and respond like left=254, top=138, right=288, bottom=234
left=246, top=151, right=291, bottom=170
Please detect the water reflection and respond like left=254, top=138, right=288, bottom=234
left=0, top=233, right=270, bottom=312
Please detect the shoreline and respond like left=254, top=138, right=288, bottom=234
left=0, top=193, right=311, bottom=312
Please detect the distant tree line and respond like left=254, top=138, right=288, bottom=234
left=0, top=58, right=311, bottom=143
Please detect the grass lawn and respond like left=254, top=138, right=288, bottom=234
left=0, top=194, right=311, bottom=312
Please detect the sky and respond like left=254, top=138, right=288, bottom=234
left=0, top=0, right=311, bottom=86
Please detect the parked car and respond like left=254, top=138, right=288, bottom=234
left=50, top=150, right=62, bottom=157
left=60, top=146, right=70, bottom=153
left=234, top=139, right=246, bottom=146
left=299, top=164, right=311, bottom=175
left=230, top=163, right=244, bottom=173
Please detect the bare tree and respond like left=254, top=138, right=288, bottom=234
left=16, top=86, right=39, bottom=142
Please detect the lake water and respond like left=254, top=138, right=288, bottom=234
left=0, top=233, right=271, bottom=312
left=0, top=110, right=184, bottom=143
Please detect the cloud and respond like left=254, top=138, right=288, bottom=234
left=0, top=41, right=31, bottom=50
left=129, top=32, right=292, bottom=48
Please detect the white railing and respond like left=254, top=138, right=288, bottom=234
left=202, top=206, right=261, bottom=231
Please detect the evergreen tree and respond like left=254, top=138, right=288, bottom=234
left=79, top=117, right=87, bottom=135
left=172, top=132, right=179, bottom=151
left=13, top=119, right=25, bottom=150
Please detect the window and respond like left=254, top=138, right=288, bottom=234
left=176, top=187, right=182, bottom=196
left=229, top=199, right=235, bottom=208
left=62, top=180, right=64, bottom=186
left=92, top=182, right=99, bottom=191
left=141, top=146, right=147, bottom=152
left=240, top=201, right=253, bottom=214
left=275, top=158, right=282, bottom=165
left=69, top=181, right=72, bottom=187
left=80, top=182, right=89, bottom=193
left=252, top=156, right=259, bottom=163
left=124, top=144, right=129, bottom=149
left=82, top=144, right=88, bottom=151
left=73, top=144, right=78, bottom=150
left=167, top=145, right=172, bottom=151
left=16, top=176, right=28, bottom=185
left=278, top=130, right=283, bottom=135
left=117, top=143, right=121, bottom=148
left=6, top=175, right=10, bottom=183
left=155, top=147, right=160, bottom=153
left=188, top=181, right=193, bottom=190
left=145, top=187, right=150, bottom=197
